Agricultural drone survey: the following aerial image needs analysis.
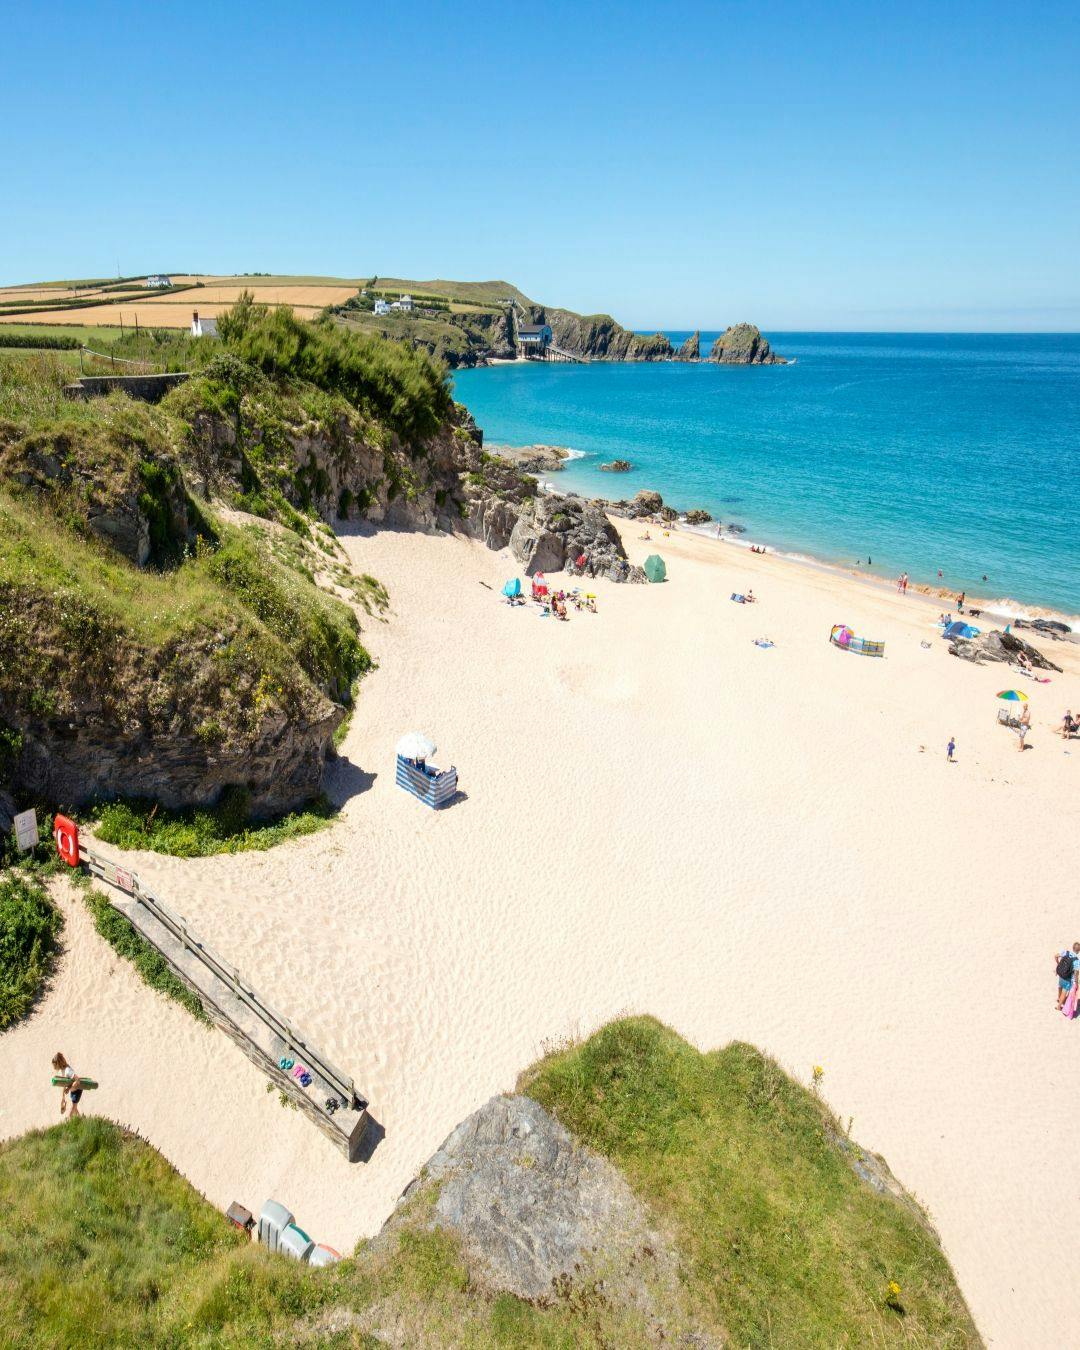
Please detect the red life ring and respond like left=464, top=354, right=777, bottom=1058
left=54, top=814, right=81, bottom=868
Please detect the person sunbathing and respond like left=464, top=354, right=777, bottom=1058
left=745, top=589, right=755, bottom=603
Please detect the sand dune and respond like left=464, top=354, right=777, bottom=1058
left=3, top=525, right=1077, bottom=1347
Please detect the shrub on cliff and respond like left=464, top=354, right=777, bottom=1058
left=0, top=872, right=62, bottom=1029
left=218, top=293, right=452, bottom=444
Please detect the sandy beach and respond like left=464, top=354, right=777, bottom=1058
left=4, top=522, right=1078, bottom=1347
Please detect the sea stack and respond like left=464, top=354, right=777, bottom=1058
left=709, top=322, right=786, bottom=365
left=675, top=330, right=701, bottom=361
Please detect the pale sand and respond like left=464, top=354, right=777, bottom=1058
left=4, top=524, right=1079, bottom=1347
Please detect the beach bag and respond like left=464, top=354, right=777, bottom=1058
left=1056, top=954, right=1074, bottom=981
left=1064, top=986, right=1078, bottom=1020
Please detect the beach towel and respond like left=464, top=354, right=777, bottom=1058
left=753, top=639, right=774, bottom=649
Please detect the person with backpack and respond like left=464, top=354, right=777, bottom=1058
left=1054, top=944, right=1079, bottom=1011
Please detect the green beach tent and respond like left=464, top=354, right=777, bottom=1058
left=643, top=554, right=667, bottom=583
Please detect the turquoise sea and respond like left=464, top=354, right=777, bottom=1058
left=453, top=334, right=1080, bottom=620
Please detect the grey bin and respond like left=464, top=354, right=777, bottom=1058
left=278, top=1223, right=314, bottom=1262
left=257, top=1200, right=294, bottom=1253
left=308, top=1245, right=340, bottom=1268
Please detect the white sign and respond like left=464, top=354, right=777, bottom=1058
left=13, top=808, right=38, bottom=853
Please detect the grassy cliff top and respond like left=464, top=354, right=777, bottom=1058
left=0, top=1018, right=980, bottom=1348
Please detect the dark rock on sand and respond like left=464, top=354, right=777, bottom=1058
left=948, top=629, right=1062, bottom=672
left=631, top=489, right=664, bottom=518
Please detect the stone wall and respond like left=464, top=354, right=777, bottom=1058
left=63, top=372, right=191, bottom=404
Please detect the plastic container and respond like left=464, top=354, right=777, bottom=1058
left=307, top=1244, right=341, bottom=1267
left=278, top=1223, right=314, bottom=1262
left=257, top=1200, right=293, bottom=1252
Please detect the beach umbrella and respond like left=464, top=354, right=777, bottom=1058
left=995, top=690, right=1028, bottom=703
left=396, top=732, right=436, bottom=760
left=502, top=577, right=521, bottom=598
left=643, top=554, right=667, bottom=583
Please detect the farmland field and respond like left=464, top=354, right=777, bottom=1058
left=0, top=274, right=360, bottom=328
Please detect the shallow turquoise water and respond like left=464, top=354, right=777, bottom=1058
left=454, top=333, right=1080, bottom=618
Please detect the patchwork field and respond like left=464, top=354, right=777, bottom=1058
left=0, top=275, right=361, bottom=329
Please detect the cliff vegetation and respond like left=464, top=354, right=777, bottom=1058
left=0, top=1018, right=979, bottom=1348
left=0, top=305, right=457, bottom=822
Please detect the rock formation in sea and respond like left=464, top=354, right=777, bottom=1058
left=675, top=330, right=701, bottom=361
left=599, top=459, right=632, bottom=472
left=486, top=444, right=569, bottom=474
left=708, top=322, right=786, bottom=365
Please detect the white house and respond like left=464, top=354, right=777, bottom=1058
left=373, top=299, right=391, bottom=316
left=191, top=311, right=218, bottom=338
left=146, top=274, right=171, bottom=289
left=398, top=294, right=414, bottom=312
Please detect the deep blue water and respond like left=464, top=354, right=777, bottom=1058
left=453, top=333, right=1080, bottom=617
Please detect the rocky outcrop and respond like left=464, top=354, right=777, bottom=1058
left=508, top=495, right=644, bottom=582
left=0, top=597, right=342, bottom=815
left=675, top=330, right=701, bottom=361
left=0, top=419, right=191, bottom=567
left=525, top=306, right=674, bottom=362
left=599, top=459, right=632, bottom=472
left=380, top=1094, right=707, bottom=1338
left=630, top=489, right=663, bottom=518
left=948, top=629, right=1062, bottom=671
left=708, top=323, right=785, bottom=365
left=684, top=509, right=712, bottom=525
left=487, top=444, right=569, bottom=475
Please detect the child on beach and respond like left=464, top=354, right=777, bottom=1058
left=52, top=1052, right=83, bottom=1119
left=946, top=736, right=956, bottom=762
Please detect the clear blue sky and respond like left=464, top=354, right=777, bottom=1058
left=3, top=1, right=1078, bottom=330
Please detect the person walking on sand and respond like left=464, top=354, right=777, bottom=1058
left=52, top=1052, right=83, bottom=1119
left=1018, top=702, right=1031, bottom=751
left=957, top=591, right=966, bottom=613
left=946, top=736, right=956, bottom=763
left=1054, top=944, right=1079, bottom=1011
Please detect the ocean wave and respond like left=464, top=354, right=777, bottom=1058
left=562, top=447, right=587, bottom=461
left=976, top=597, right=1079, bottom=630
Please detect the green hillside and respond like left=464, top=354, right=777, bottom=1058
left=0, top=1018, right=980, bottom=1348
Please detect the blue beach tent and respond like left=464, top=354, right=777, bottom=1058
left=943, top=621, right=980, bottom=641
left=502, top=577, right=522, bottom=599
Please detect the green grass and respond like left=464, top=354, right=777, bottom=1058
left=0, top=1020, right=982, bottom=1347
left=0, top=1118, right=590, bottom=1348
left=371, top=277, right=531, bottom=306
left=0, top=322, right=130, bottom=345
left=94, top=792, right=336, bottom=859
left=521, top=1017, right=980, bottom=1348
left=0, top=870, right=62, bottom=1029
left=0, top=1117, right=248, bottom=1346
